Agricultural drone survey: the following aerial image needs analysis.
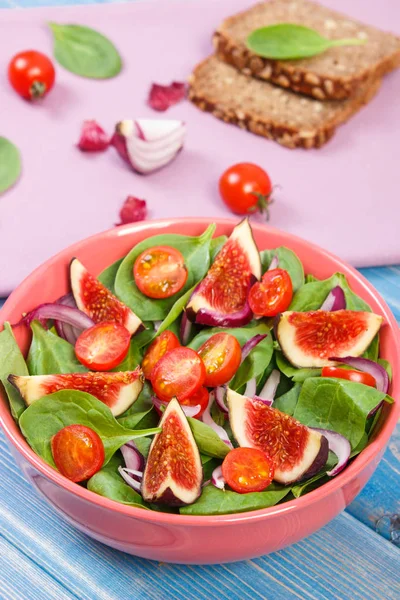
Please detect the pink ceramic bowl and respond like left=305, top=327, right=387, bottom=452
left=1, top=218, right=399, bottom=564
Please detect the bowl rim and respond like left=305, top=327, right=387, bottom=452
left=1, top=216, right=399, bottom=526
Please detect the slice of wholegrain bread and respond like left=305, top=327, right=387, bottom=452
left=188, top=55, right=381, bottom=149
left=214, top=0, right=400, bottom=100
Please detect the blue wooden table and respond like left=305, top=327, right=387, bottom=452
left=0, top=0, right=399, bottom=597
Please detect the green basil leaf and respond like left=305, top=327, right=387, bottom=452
left=289, top=273, right=371, bottom=312
left=293, top=377, right=391, bottom=449
left=0, top=137, right=21, bottom=195
left=180, top=483, right=290, bottom=515
left=0, top=323, right=29, bottom=419
left=260, top=247, right=304, bottom=292
left=27, top=321, right=88, bottom=375
left=114, top=225, right=215, bottom=321
left=187, top=418, right=230, bottom=459
left=49, top=22, right=122, bottom=79
left=247, top=24, right=365, bottom=61
left=19, top=389, right=161, bottom=467
left=98, top=258, right=123, bottom=293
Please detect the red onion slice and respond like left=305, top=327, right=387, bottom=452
left=180, top=311, right=193, bottom=345
left=320, top=286, right=346, bottom=311
left=211, top=465, right=226, bottom=490
left=118, top=466, right=142, bottom=493
left=252, top=396, right=273, bottom=407
left=215, top=386, right=228, bottom=414
left=56, top=294, right=82, bottom=344
left=329, top=356, right=389, bottom=395
left=241, top=334, right=268, bottom=363
left=20, top=302, right=94, bottom=331
left=258, top=369, right=281, bottom=401
left=201, top=391, right=233, bottom=448
left=151, top=395, right=201, bottom=418
left=244, top=377, right=257, bottom=398
left=310, top=428, right=351, bottom=477
left=268, top=254, right=279, bottom=271
left=121, top=442, right=145, bottom=473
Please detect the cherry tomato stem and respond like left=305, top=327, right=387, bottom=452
left=8, top=50, right=55, bottom=100
left=219, top=163, right=273, bottom=217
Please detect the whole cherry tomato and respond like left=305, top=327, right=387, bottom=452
left=321, top=366, right=376, bottom=388
left=249, top=268, right=293, bottom=317
left=8, top=50, right=55, bottom=100
left=51, top=424, right=105, bottom=482
left=219, top=163, right=273, bottom=218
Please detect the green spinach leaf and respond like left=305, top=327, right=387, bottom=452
left=210, top=235, right=227, bottom=261
left=201, top=455, right=221, bottom=481
left=378, top=358, right=392, bottom=381
left=231, top=333, right=273, bottom=391
left=289, top=273, right=371, bottom=312
left=180, top=483, right=290, bottom=515
left=0, top=323, right=29, bottom=419
left=362, top=334, right=379, bottom=362
left=114, top=225, right=215, bottom=321
left=0, top=137, right=21, bottom=195
left=260, top=247, right=304, bottom=292
left=189, top=321, right=270, bottom=351
left=27, top=321, right=88, bottom=375
left=293, top=377, right=391, bottom=449
left=111, top=338, right=142, bottom=372
left=275, top=351, right=321, bottom=383
left=98, top=258, right=123, bottom=293
left=49, top=23, right=122, bottom=79
left=19, top=390, right=161, bottom=467
left=187, top=418, right=230, bottom=459
left=117, top=407, right=158, bottom=430
left=274, top=383, right=302, bottom=416
left=87, top=454, right=145, bottom=507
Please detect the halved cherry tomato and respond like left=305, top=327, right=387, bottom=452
left=180, top=386, right=209, bottom=419
left=222, top=447, right=274, bottom=494
left=151, top=347, right=206, bottom=402
left=8, top=50, right=55, bottom=100
left=75, top=322, right=130, bottom=371
left=197, top=332, right=242, bottom=387
left=142, top=330, right=180, bottom=379
left=134, top=246, right=188, bottom=299
left=322, top=366, right=376, bottom=388
left=249, top=268, right=293, bottom=317
left=219, top=163, right=272, bottom=217
left=51, top=424, right=105, bottom=482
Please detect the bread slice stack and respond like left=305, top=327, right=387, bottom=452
left=188, top=0, right=400, bottom=148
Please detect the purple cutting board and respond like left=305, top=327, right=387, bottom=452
left=0, top=0, right=400, bottom=294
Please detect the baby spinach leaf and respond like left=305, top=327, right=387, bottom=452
left=187, top=418, right=230, bottom=459
left=260, top=247, right=304, bottom=292
left=289, top=273, right=371, bottom=312
left=210, top=235, right=227, bottom=261
left=0, top=137, right=21, bottom=195
left=362, top=334, right=379, bottom=362
left=27, top=321, right=88, bottom=375
left=98, top=258, right=123, bottom=293
left=117, top=407, right=158, bottom=430
left=49, top=23, right=122, bottom=79
left=111, top=338, right=142, bottom=372
left=0, top=323, right=29, bottom=419
left=274, top=383, right=302, bottom=416
left=291, top=453, right=337, bottom=498
left=133, top=436, right=152, bottom=458
left=114, top=225, right=215, bottom=321
left=305, top=274, right=318, bottom=283
left=87, top=454, right=146, bottom=507
left=276, top=351, right=321, bottom=382
left=19, top=389, right=161, bottom=467
left=231, top=333, right=273, bottom=391
left=189, top=321, right=269, bottom=351
left=293, top=377, right=391, bottom=449
left=378, top=358, right=392, bottom=381
left=247, top=24, right=365, bottom=61
left=144, top=284, right=196, bottom=346
left=180, top=483, right=290, bottom=515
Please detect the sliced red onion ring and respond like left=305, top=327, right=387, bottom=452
left=310, top=428, right=351, bottom=477
left=258, top=369, right=281, bottom=401
left=215, top=386, right=228, bottom=414
left=268, top=254, right=279, bottom=270
left=241, top=334, right=267, bottom=363
left=151, top=395, right=201, bottom=418
left=121, top=442, right=145, bottom=473
left=244, top=377, right=257, bottom=398
left=329, top=356, right=389, bottom=395
left=180, top=311, right=193, bottom=345
left=320, top=286, right=346, bottom=311
left=201, top=391, right=233, bottom=448
left=202, top=479, right=211, bottom=488
left=211, top=466, right=226, bottom=490
left=56, top=294, right=82, bottom=344
left=19, top=302, right=94, bottom=331
left=118, top=466, right=142, bottom=493
left=252, top=396, right=273, bottom=406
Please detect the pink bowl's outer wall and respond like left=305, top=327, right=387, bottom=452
left=1, top=218, right=399, bottom=564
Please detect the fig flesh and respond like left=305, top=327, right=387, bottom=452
left=227, top=389, right=328, bottom=485
left=186, top=219, right=261, bottom=327
left=8, top=368, right=144, bottom=417
left=70, top=258, right=143, bottom=336
left=275, top=310, right=382, bottom=368
left=141, top=398, right=202, bottom=506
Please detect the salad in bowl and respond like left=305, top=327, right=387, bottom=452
left=0, top=218, right=395, bottom=518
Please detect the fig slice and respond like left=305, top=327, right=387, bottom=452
left=8, top=368, right=144, bottom=417
left=227, top=389, right=328, bottom=485
left=275, top=309, right=382, bottom=368
left=70, top=258, right=143, bottom=336
left=141, top=398, right=202, bottom=506
left=186, top=219, right=262, bottom=327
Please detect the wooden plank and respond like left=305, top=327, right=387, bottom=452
left=1, top=432, right=399, bottom=600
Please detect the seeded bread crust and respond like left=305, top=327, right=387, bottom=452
left=214, top=0, right=400, bottom=100
left=188, top=56, right=381, bottom=149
